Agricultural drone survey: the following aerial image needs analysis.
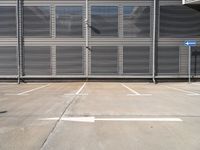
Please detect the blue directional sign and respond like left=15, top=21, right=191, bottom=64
left=184, top=40, right=197, bottom=46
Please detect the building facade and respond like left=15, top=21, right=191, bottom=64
left=0, top=0, right=200, bottom=81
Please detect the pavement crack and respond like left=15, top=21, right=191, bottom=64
left=40, top=82, right=87, bottom=150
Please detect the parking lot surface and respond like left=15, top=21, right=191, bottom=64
left=0, top=82, right=200, bottom=150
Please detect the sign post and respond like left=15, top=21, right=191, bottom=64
left=184, top=40, right=197, bottom=83
left=188, top=46, right=191, bottom=83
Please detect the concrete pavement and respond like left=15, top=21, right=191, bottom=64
left=0, top=82, right=200, bottom=150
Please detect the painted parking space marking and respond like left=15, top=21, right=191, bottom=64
left=17, top=84, right=51, bottom=95
left=121, top=83, right=152, bottom=96
left=163, top=85, right=200, bottom=96
left=192, top=83, right=200, bottom=86
left=64, top=82, right=88, bottom=96
left=39, top=117, right=183, bottom=123
left=26, top=83, right=49, bottom=85
left=0, top=83, right=17, bottom=85
left=5, top=84, right=50, bottom=96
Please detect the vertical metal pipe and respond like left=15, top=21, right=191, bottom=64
left=152, top=0, right=157, bottom=84
left=17, top=0, right=21, bottom=84
left=188, top=46, right=191, bottom=83
left=85, top=0, right=89, bottom=77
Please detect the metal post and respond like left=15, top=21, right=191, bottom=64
left=152, top=0, right=157, bottom=84
left=188, top=46, right=191, bottom=83
left=17, top=0, right=21, bottom=84
left=85, top=0, right=89, bottom=77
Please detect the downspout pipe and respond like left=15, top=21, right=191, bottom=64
left=85, top=0, right=89, bottom=78
left=17, top=0, right=21, bottom=84
left=152, top=0, right=158, bottom=84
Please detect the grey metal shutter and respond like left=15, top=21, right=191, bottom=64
left=191, top=46, right=200, bottom=75
left=91, top=46, right=118, bottom=75
left=24, top=46, right=51, bottom=75
left=56, top=6, right=83, bottom=37
left=160, top=6, right=200, bottom=38
left=0, top=6, right=16, bottom=37
left=123, top=46, right=150, bottom=73
left=91, top=6, right=118, bottom=37
left=123, top=6, right=150, bottom=37
left=0, top=46, right=17, bottom=75
left=157, top=46, right=179, bottom=74
left=24, top=6, right=50, bottom=37
left=56, top=46, right=83, bottom=75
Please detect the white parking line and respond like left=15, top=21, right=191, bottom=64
left=121, top=83, right=152, bottom=96
left=163, top=85, right=200, bottom=96
left=192, top=83, right=200, bottom=86
left=64, top=82, right=88, bottom=96
left=17, top=84, right=50, bottom=95
left=76, top=82, right=86, bottom=95
left=25, top=83, right=49, bottom=85
left=39, top=117, right=183, bottom=123
left=0, top=83, right=17, bottom=85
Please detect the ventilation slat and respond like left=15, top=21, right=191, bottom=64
left=157, top=46, right=179, bottom=74
left=91, top=46, right=118, bottom=74
left=24, top=6, right=50, bottom=37
left=123, top=46, right=150, bottom=73
left=24, top=46, right=51, bottom=75
left=123, top=6, right=150, bottom=37
left=56, top=6, right=83, bottom=37
left=191, top=47, right=200, bottom=75
left=0, top=46, right=17, bottom=75
left=91, top=6, right=118, bottom=37
left=0, top=6, right=16, bottom=37
left=160, top=6, right=200, bottom=38
left=56, top=46, right=83, bottom=75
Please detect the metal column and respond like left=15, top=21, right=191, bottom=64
left=17, top=0, right=23, bottom=84
left=152, top=0, right=158, bottom=84
left=188, top=46, right=191, bottom=83
left=17, top=0, right=21, bottom=84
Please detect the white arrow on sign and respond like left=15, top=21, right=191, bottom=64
left=185, top=40, right=197, bottom=46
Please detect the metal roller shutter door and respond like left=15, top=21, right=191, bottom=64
left=191, top=46, right=200, bottom=75
left=157, top=46, right=179, bottom=74
left=123, top=46, right=150, bottom=74
left=56, top=46, right=84, bottom=75
left=91, top=46, right=118, bottom=75
left=0, top=46, right=17, bottom=75
left=24, top=46, right=51, bottom=76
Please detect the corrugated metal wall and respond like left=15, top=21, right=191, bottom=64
left=0, top=0, right=199, bottom=79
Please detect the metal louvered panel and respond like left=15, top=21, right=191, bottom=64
left=56, top=46, right=83, bottom=75
left=56, top=6, right=83, bottom=37
left=0, top=47, right=17, bottom=75
left=123, top=6, right=150, bottom=37
left=0, top=6, right=16, bottom=37
left=157, top=46, right=179, bottom=74
left=91, top=46, right=118, bottom=74
left=24, top=6, right=50, bottom=37
left=191, top=47, right=200, bottom=75
left=123, top=46, right=150, bottom=73
left=24, top=46, right=51, bottom=75
left=160, top=6, right=200, bottom=38
left=91, top=6, right=118, bottom=37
